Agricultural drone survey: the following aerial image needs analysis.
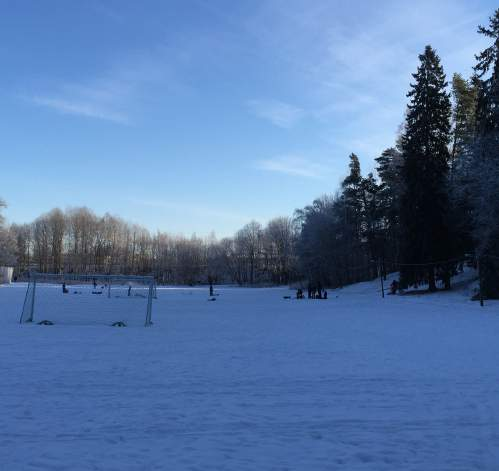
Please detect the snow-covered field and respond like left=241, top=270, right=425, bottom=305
left=2, top=275, right=499, bottom=470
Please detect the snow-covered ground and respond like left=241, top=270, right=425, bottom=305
left=2, top=273, right=499, bottom=470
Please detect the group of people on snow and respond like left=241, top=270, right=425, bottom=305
left=296, top=283, right=328, bottom=300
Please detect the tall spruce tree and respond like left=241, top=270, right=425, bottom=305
left=360, top=172, right=382, bottom=277
left=341, top=153, right=364, bottom=241
left=399, top=45, right=452, bottom=291
left=450, top=73, right=479, bottom=172
left=474, top=9, right=499, bottom=138
left=449, top=74, right=479, bottom=256
left=375, top=147, right=403, bottom=272
left=471, top=9, right=499, bottom=297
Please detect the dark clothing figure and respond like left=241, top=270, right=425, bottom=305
left=127, top=285, right=132, bottom=297
left=93, top=278, right=97, bottom=289
left=62, top=282, right=68, bottom=294
left=390, top=280, right=399, bottom=295
left=296, top=288, right=304, bottom=299
left=323, top=290, right=328, bottom=299
left=307, top=284, right=312, bottom=299
left=208, top=275, right=214, bottom=297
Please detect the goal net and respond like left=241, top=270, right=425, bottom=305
left=20, top=273, right=156, bottom=327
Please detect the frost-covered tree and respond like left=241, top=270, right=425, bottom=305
left=8, top=204, right=300, bottom=285
left=295, top=155, right=384, bottom=287
left=450, top=73, right=479, bottom=171
left=470, top=9, right=499, bottom=297
left=0, top=199, right=16, bottom=266
left=263, top=217, right=297, bottom=284
left=235, top=221, right=263, bottom=284
left=448, top=74, right=479, bottom=257
left=375, top=147, right=404, bottom=270
left=295, top=195, right=345, bottom=286
left=360, top=172, right=382, bottom=277
left=10, top=223, right=32, bottom=272
left=0, top=231, right=16, bottom=266
left=0, top=199, right=5, bottom=227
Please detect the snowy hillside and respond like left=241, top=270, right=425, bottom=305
left=1, top=275, right=499, bottom=470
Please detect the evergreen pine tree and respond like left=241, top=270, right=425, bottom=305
left=360, top=172, right=382, bottom=277
left=375, top=147, right=403, bottom=272
left=341, top=153, right=364, bottom=241
left=474, top=9, right=499, bottom=135
left=399, top=45, right=452, bottom=291
left=449, top=74, right=479, bottom=256
left=471, top=9, right=499, bottom=297
left=450, top=73, right=479, bottom=172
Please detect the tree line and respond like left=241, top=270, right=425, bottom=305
left=0, top=206, right=298, bottom=285
left=295, top=9, right=499, bottom=297
left=1, top=9, right=499, bottom=295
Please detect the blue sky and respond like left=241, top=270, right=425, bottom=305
left=0, top=0, right=495, bottom=236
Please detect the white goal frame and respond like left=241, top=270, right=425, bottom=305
left=20, top=272, right=156, bottom=326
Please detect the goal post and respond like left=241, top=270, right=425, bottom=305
left=20, top=272, right=156, bottom=327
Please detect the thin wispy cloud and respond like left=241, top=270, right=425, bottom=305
left=25, top=73, right=135, bottom=125
left=30, top=96, right=129, bottom=124
left=23, top=44, right=189, bottom=125
left=243, top=0, right=489, bottom=157
left=247, top=99, right=305, bottom=128
left=4, top=0, right=495, bottom=236
left=256, top=155, right=326, bottom=179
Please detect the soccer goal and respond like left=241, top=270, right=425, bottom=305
left=20, top=273, right=156, bottom=327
